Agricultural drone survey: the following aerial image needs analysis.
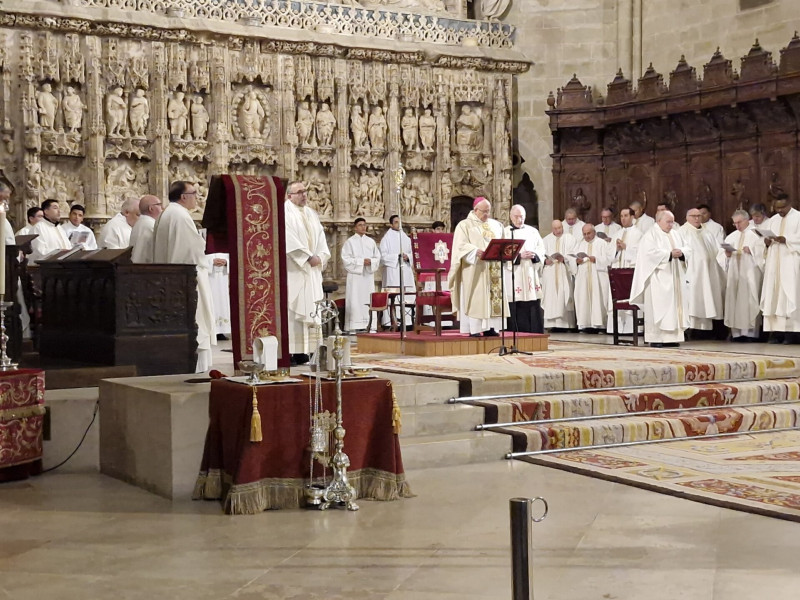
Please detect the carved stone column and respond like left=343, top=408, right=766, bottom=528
left=207, top=45, right=229, bottom=178
left=385, top=64, right=401, bottom=220
left=278, top=55, right=297, bottom=180
left=333, top=58, right=349, bottom=221
left=435, top=71, right=451, bottom=225
left=84, top=36, right=105, bottom=217
left=151, top=42, right=170, bottom=201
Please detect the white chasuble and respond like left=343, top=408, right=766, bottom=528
left=634, top=213, right=655, bottom=234
left=503, top=224, right=545, bottom=303
left=680, top=223, right=726, bottom=330
left=573, top=239, right=610, bottom=330
left=605, top=225, right=643, bottom=334
left=342, top=233, right=381, bottom=332
left=98, top=212, right=133, bottom=249
left=630, top=226, right=692, bottom=343
left=541, top=233, right=577, bottom=329
left=152, top=202, right=216, bottom=372
left=129, top=215, right=156, bottom=264
left=716, top=229, right=765, bottom=337
left=760, top=208, right=800, bottom=332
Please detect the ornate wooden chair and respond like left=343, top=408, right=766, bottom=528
left=365, top=292, right=390, bottom=333
left=608, top=267, right=644, bottom=346
left=411, top=231, right=457, bottom=336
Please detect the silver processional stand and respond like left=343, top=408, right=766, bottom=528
left=0, top=197, right=17, bottom=371
left=393, top=161, right=407, bottom=354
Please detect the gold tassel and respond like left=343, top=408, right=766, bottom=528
left=391, top=389, right=402, bottom=435
left=250, top=385, right=263, bottom=443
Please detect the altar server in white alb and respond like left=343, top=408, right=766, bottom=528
left=629, top=210, right=692, bottom=347
left=129, top=195, right=163, bottom=264
left=98, top=197, right=140, bottom=249
left=760, top=194, right=800, bottom=343
left=680, top=207, right=726, bottom=332
left=573, top=223, right=610, bottom=332
left=284, top=180, right=330, bottom=364
left=716, top=209, right=765, bottom=341
left=606, top=207, right=643, bottom=334
left=30, top=199, right=71, bottom=261
left=341, top=217, right=381, bottom=332
left=152, top=181, right=216, bottom=372
left=16, top=206, right=43, bottom=236
left=207, top=252, right=231, bottom=339
left=379, top=214, right=415, bottom=327
left=60, top=204, right=97, bottom=250
left=504, top=205, right=545, bottom=333
left=541, top=220, right=577, bottom=330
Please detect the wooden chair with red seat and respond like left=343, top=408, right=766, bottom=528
left=365, top=291, right=391, bottom=332
left=607, top=267, right=644, bottom=346
left=411, top=231, right=457, bottom=336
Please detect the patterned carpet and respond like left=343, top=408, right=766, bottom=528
left=523, top=430, right=800, bottom=521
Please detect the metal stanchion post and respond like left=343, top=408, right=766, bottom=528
left=509, top=496, right=548, bottom=600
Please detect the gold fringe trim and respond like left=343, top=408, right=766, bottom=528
left=250, top=385, right=263, bottom=443
left=391, top=387, right=402, bottom=435
left=0, top=404, right=46, bottom=422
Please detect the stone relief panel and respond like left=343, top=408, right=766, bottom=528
left=41, top=161, right=86, bottom=215
left=169, top=159, right=209, bottom=214
left=301, top=165, right=333, bottom=219
left=350, top=168, right=384, bottom=218
left=105, top=159, right=149, bottom=214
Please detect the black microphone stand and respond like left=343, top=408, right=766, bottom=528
left=502, top=226, right=532, bottom=356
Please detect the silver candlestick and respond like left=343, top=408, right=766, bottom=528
left=0, top=301, right=18, bottom=371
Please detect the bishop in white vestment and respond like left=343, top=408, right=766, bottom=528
left=630, top=210, right=692, bottom=346
left=606, top=207, right=643, bottom=334
left=760, top=196, right=800, bottom=339
left=30, top=200, right=71, bottom=261
left=573, top=224, right=610, bottom=331
left=716, top=210, right=765, bottom=340
left=541, top=221, right=577, bottom=330
left=680, top=208, right=726, bottom=331
left=342, top=218, right=381, bottom=332
left=129, top=196, right=163, bottom=264
left=284, top=181, right=330, bottom=360
left=504, top=205, right=545, bottom=333
left=448, top=197, right=508, bottom=336
left=98, top=197, right=139, bottom=249
left=152, top=181, right=216, bottom=372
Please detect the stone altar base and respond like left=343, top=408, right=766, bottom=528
left=98, top=375, right=210, bottom=500
left=356, top=330, right=549, bottom=356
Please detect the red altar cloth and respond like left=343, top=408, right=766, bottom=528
left=0, top=369, right=45, bottom=482
left=193, top=378, right=412, bottom=514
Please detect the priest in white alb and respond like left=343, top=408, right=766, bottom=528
left=504, top=205, right=545, bottom=333
left=595, top=207, right=621, bottom=241
left=563, top=207, right=585, bottom=238
left=680, top=207, right=726, bottom=332
left=448, top=197, right=507, bottom=337
left=606, top=207, right=643, bottom=334
left=341, top=217, right=381, bottom=332
left=207, top=252, right=231, bottom=340
left=541, top=220, right=577, bottom=330
left=129, top=195, right=162, bottom=264
left=30, top=199, right=71, bottom=261
left=698, top=203, right=725, bottom=245
left=629, top=210, right=692, bottom=347
left=760, top=194, right=800, bottom=343
left=379, top=215, right=415, bottom=328
left=152, top=181, right=216, bottom=372
left=284, top=180, right=330, bottom=364
left=631, top=199, right=655, bottom=233
left=98, top=197, right=139, bottom=249
left=716, top=209, right=765, bottom=341
left=573, top=223, right=610, bottom=332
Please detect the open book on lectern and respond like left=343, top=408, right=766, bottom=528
left=481, top=238, right=524, bottom=262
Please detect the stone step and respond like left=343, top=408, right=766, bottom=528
left=377, top=371, right=459, bottom=407
left=400, top=430, right=511, bottom=470
left=400, top=403, right=485, bottom=437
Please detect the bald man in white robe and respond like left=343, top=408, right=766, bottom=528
left=680, top=207, right=726, bottom=332
left=541, top=220, right=577, bottom=330
left=573, top=223, right=610, bottom=332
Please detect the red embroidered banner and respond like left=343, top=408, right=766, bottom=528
left=0, top=369, right=45, bottom=481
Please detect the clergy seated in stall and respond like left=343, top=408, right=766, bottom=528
left=207, top=252, right=231, bottom=341
left=606, top=207, right=643, bottom=334
left=152, top=181, right=216, bottom=372
left=98, top=197, right=139, bottom=249
left=698, top=203, right=725, bottom=245
left=541, top=219, right=578, bottom=331
left=680, top=207, right=726, bottom=336
left=448, top=196, right=507, bottom=337
left=630, top=199, right=655, bottom=233
left=341, top=217, right=381, bottom=333
left=129, top=195, right=163, bottom=264
left=16, top=206, right=42, bottom=236
left=629, top=210, right=692, bottom=347
left=760, top=193, right=800, bottom=344
left=30, top=199, right=71, bottom=261
left=60, top=204, right=97, bottom=250
left=595, top=207, right=621, bottom=241
left=379, top=214, right=415, bottom=329
left=562, top=207, right=585, bottom=238
left=504, top=205, right=545, bottom=333
left=573, top=223, right=610, bottom=333
left=284, top=180, right=330, bottom=365
left=748, top=203, right=769, bottom=229
left=716, top=209, right=765, bottom=342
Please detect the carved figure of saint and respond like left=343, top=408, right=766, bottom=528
left=480, top=0, right=511, bottom=20
left=296, top=101, right=314, bottom=146
left=401, top=107, right=418, bottom=151
left=456, top=105, right=483, bottom=153
left=36, top=83, right=59, bottom=130
left=416, top=186, right=433, bottom=217
left=238, top=90, right=265, bottom=141
left=62, top=86, right=84, bottom=133
left=350, top=104, right=368, bottom=149
left=367, top=170, right=382, bottom=213
left=167, top=91, right=189, bottom=139
left=315, top=102, right=336, bottom=147
left=368, top=106, right=387, bottom=150
left=190, top=96, right=210, bottom=141
left=129, top=89, right=150, bottom=138
left=105, top=86, right=127, bottom=137
left=731, top=178, right=747, bottom=210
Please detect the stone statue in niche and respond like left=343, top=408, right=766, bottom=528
left=306, top=171, right=332, bottom=217
left=129, top=89, right=150, bottom=138
left=105, top=86, right=127, bottom=137
left=572, top=187, right=589, bottom=220
left=419, top=108, right=436, bottom=151
left=62, top=86, right=84, bottom=133
left=401, top=108, right=418, bottom=151
left=456, top=105, right=483, bottom=153
left=167, top=91, right=189, bottom=139
left=368, top=106, right=387, bottom=150
left=315, top=102, right=336, bottom=147
left=350, top=104, right=369, bottom=149
left=367, top=170, right=383, bottom=213
left=441, top=174, right=452, bottom=203
left=238, top=89, right=266, bottom=141
left=191, top=96, right=210, bottom=141
left=36, top=83, right=59, bottom=130
left=351, top=168, right=383, bottom=217
left=296, top=101, right=314, bottom=147
left=415, top=184, right=433, bottom=217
